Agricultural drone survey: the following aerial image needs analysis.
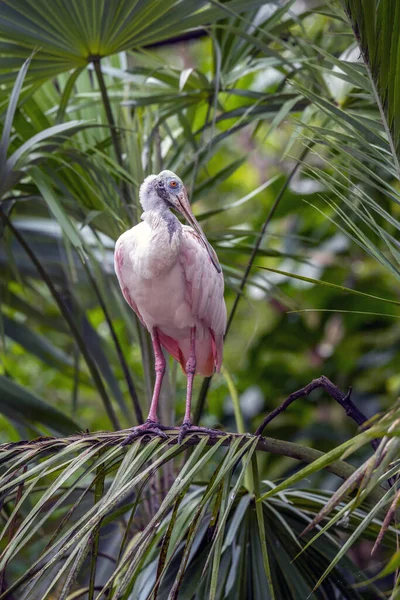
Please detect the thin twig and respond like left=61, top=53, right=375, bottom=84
left=72, top=344, right=80, bottom=416
left=83, top=262, right=143, bottom=424
left=254, top=375, right=380, bottom=452
left=92, top=57, right=132, bottom=219
left=226, top=155, right=311, bottom=336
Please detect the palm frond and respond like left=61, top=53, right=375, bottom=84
left=0, top=431, right=388, bottom=599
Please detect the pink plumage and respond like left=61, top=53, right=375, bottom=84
left=114, top=170, right=226, bottom=440
left=114, top=225, right=225, bottom=377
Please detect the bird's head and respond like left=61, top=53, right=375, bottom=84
left=139, top=170, right=188, bottom=212
left=139, top=170, right=221, bottom=273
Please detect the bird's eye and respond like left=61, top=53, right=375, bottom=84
left=169, top=180, right=178, bottom=189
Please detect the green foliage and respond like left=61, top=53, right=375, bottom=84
left=0, top=0, right=400, bottom=597
left=0, top=432, right=390, bottom=599
left=341, top=0, right=400, bottom=171
left=0, top=0, right=268, bottom=84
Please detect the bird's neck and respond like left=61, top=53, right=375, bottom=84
left=139, top=208, right=182, bottom=275
left=141, top=207, right=180, bottom=240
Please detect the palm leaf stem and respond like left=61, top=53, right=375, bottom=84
left=0, top=207, right=120, bottom=430
left=92, top=57, right=132, bottom=220
left=194, top=144, right=311, bottom=423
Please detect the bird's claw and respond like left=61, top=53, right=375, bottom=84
left=178, top=420, right=192, bottom=444
left=122, top=420, right=168, bottom=446
left=178, top=421, right=222, bottom=444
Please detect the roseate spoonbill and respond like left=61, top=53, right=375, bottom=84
left=114, top=170, right=226, bottom=442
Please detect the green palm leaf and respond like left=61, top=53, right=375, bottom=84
left=341, top=0, right=400, bottom=174
left=0, top=433, right=386, bottom=599
left=0, top=0, right=269, bottom=83
left=0, top=376, right=79, bottom=435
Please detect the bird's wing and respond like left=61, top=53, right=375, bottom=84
left=114, top=233, right=145, bottom=326
left=180, top=226, right=226, bottom=370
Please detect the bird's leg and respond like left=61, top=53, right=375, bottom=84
left=122, top=328, right=168, bottom=446
left=184, top=326, right=197, bottom=423
left=148, top=327, right=166, bottom=423
left=178, top=327, right=225, bottom=444
left=178, top=328, right=197, bottom=443
left=178, top=328, right=226, bottom=443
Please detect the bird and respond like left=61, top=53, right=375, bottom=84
left=114, top=170, right=227, bottom=443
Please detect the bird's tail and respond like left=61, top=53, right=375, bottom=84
left=157, top=330, right=186, bottom=372
left=157, top=329, right=218, bottom=377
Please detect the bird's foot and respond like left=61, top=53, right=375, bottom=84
left=122, top=420, right=169, bottom=446
left=178, top=420, right=223, bottom=444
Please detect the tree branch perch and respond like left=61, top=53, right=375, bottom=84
left=255, top=375, right=380, bottom=451
left=0, top=428, right=371, bottom=485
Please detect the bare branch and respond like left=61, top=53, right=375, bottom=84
left=255, top=375, right=379, bottom=451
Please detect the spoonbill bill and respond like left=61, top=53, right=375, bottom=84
left=114, top=170, right=226, bottom=442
